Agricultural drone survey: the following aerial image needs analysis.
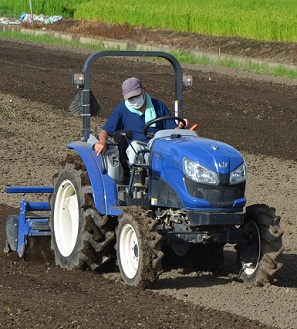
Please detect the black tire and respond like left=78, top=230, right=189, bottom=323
left=236, top=204, right=284, bottom=286
left=49, top=153, right=116, bottom=271
left=116, top=206, right=163, bottom=287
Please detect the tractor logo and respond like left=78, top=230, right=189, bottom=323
left=218, top=162, right=228, bottom=168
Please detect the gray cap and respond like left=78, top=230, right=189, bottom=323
left=122, top=77, right=143, bottom=100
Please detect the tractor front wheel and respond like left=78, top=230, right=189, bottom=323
left=236, top=204, right=284, bottom=286
left=116, top=206, right=163, bottom=287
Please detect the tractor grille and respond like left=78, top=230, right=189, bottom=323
left=185, top=177, right=245, bottom=208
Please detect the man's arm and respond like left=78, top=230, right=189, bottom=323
left=94, top=103, right=125, bottom=155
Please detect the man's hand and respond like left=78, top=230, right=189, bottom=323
left=94, top=140, right=107, bottom=156
left=94, top=129, right=109, bottom=155
left=177, top=118, right=189, bottom=129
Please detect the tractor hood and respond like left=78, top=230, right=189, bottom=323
left=150, top=134, right=246, bottom=210
left=151, top=135, right=244, bottom=174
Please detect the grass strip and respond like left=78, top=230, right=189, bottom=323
left=1, top=29, right=296, bottom=79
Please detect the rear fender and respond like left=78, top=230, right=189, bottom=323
left=67, top=141, right=121, bottom=216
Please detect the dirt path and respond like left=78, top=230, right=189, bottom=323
left=0, top=37, right=296, bottom=329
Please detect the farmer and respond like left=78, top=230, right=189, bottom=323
left=94, top=77, right=188, bottom=164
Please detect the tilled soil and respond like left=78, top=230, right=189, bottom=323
left=0, top=29, right=297, bottom=329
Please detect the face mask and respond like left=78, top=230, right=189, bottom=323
left=127, top=94, right=145, bottom=110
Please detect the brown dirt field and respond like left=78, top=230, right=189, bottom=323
left=0, top=22, right=296, bottom=329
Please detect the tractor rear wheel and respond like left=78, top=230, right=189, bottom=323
left=116, top=206, right=163, bottom=287
left=49, top=153, right=116, bottom=271
left=236, top=204, right=284, bottom=286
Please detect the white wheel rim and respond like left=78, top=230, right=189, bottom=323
left=119, top=223, right=139, bottom=279
left=241, top=221, right=261, bottom=276
left=54, top=179, right=79, bottom=257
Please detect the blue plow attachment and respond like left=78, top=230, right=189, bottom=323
left=5, top=186, right=54, bottom=257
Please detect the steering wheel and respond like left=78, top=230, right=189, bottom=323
left=143, top=116, right=186, bottom=139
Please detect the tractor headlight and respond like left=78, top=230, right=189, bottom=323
left=229, top=162, right=246, bottom=185
left=183, top=158, right=218, bottom=185
left=72, top=73, right=85, bottom=86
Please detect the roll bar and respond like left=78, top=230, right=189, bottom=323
left=75, top=51, right=184, bottom=141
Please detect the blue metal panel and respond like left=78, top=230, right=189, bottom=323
left=6, top=186, right=54, bottom=194
left=17, top=199, right=28, bottom=257
left=153, top=136, right=244, bottom=174
left=67, top=141, right=122, bottom=216
left=26, top=202, right=51, bottom=211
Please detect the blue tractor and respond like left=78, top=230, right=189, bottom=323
left=5, top=51, right=284, bottom=287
